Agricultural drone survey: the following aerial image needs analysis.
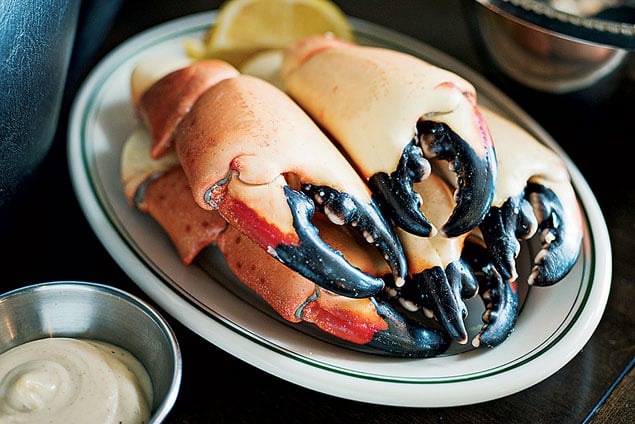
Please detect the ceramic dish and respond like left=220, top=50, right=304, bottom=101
left=68, top=11, right=612, bottom=407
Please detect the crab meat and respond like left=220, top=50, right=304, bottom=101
left=281, top=35, right=497, bottom=238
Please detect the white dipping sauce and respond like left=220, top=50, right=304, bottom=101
left=0, top=337, right=153, bottom=424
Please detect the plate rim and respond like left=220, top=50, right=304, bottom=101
left=67, top=10, right=613, bottom=407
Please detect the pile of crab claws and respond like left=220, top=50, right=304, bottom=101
left=122, top=39, right=587, bottom=357
left=461, top=239, right=519, bottom=348
left=366, top=297, right=451, bottom=357
left=275, top=186, right=386, bottom=298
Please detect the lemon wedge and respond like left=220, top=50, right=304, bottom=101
left=185, top=0, right=353, bottom=65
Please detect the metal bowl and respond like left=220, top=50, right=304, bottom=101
left=0, top=281, right=182, bottom=423
left=470, top=0, right=635, bottom=92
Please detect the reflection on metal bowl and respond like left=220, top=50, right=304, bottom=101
left=470, top=0, right=634, bottom=93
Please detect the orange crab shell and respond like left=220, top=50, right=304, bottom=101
left=142, top=166, right=228, bottom=265
left=136, top=59, right=239, bottom=159
left=217, top=219, right=390, bottom=345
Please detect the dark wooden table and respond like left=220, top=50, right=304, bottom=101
left=2, top=1, right=633, bottom=422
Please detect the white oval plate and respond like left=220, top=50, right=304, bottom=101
left=68, top=11, right=612, bottom=407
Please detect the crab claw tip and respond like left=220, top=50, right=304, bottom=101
left=276, top=187, right=386, bottom=298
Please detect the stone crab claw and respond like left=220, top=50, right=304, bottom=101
left=461, top=233, right=519, bottom=349
left=478, top=108, right=583, bottom=286
left=281, top=35, right=497, bottom=238
left=384, top=173, right=478, bottom=344
left=218, top=214, right=451, bottom=357
left=166, top=70, right=407, bottom=298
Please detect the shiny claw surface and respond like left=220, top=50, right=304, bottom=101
left=384, top=174, right=476, bottom=344
left=462, top=236, right=519, bottom=349
left=479, top=108, right=583, bottom=286
left=366, top=297, right=451, bottom=357
left=170, top=72, right=407, bottom=297
left=281, top=35, right=497, bottom=238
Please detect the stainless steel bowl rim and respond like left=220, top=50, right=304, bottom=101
left=475, top=0, right=635, bottom=49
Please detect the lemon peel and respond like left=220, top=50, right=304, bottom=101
left=187, top=0, right=353, bottom=66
